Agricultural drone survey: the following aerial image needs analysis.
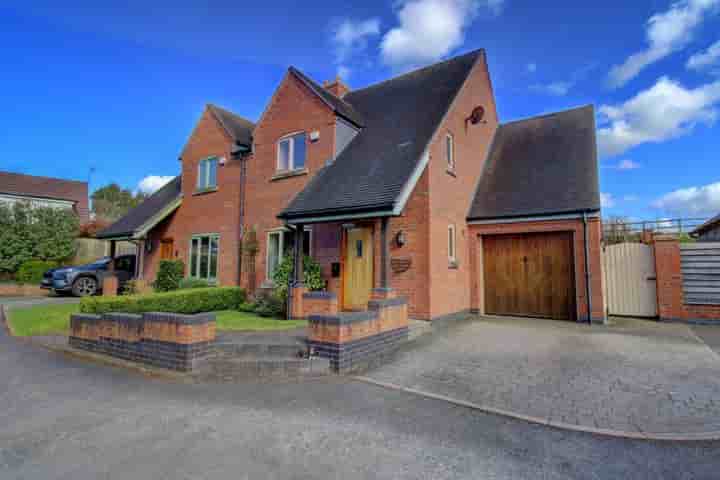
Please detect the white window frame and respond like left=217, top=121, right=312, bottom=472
left=448, top=224, right=457, bottom=263
left=446, top=133, right=455, bottom=171
left=197, top=156, right=218, bottom=190
left=265, top=227, right=313, bottom=280
left=276, top=132, right=306, bottom=172
left=189, top=233, right=220, bottom=283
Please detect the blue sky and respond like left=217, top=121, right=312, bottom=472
left=1, top=0, right=720, bottom=221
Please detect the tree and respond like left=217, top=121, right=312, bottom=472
left=0, top=202, right=79, bottom=273
left=91, top=183, right=148, bottom=222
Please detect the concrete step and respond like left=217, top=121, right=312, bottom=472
left=213, top=342, right=307, bottom=359
left=197, top=355, right=331, bottom=381
left=408, top=319, right=433, bottom=341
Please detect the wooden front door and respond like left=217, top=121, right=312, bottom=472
left=343, top=227, right=374, bottom=310
left=160, top=239, right=174, bottom=260
left=483, top=232, right=575, bottom=320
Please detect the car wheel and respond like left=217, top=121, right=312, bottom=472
left=72, top=277, right=98, bottom=297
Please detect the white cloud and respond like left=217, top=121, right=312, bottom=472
left=601, top=193, right=616, bottom=208
left=137, top=175, right=174, bottom=194
left=529, top=81, right=572, bottom=96
left=526, top=62, right=537, bottom=73
left=617, top=159, right=641, bottom=170
left=607, top=0, right=720, bottom=88
left=330, top=18, right=380, bottom=79
left=652, top=181, right=720, bottom=215
left=381, top=0, right=499, bottom=68
left=687, top=39, right=720, bottom=72
left=597, top=76, right=720, bottom=157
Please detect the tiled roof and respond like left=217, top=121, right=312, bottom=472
left=0, top=171, right=89, bottom=221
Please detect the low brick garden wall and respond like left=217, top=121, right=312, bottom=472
left=0, top=283, right=48, bottom=297
left=69, top=312, right=216, bottom=371
left=308, top=289, right=409, bottom=373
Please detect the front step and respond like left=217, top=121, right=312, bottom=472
left=213, top=342, right=307, bottom=359
left=196, top=355, right=331, bottom=381
left=408, top=319, right=433, bottom=341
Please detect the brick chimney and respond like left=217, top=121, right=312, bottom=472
left=323, top=76, right=350, bottom=98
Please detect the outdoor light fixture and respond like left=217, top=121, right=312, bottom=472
left=395, top=231, right=406, bottom=247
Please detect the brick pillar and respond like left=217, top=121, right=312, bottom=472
left=587, top=218, right=606, bottom=324
left=653, top=235, right=684, bottom=322
left=102, top=275, right=119, bottom=296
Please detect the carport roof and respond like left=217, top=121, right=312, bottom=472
left=467, top=105, right=601, bottom=221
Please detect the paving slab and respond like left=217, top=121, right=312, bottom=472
left=363, top=315, right=720, bottom=438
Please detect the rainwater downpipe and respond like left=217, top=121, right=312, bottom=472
left=582, top=211, right=592, bottom=325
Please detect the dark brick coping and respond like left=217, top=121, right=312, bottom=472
left=72, top=312, right=216, bottom=326
left=302, top=291, right=337, bottom=300
left=309, top=311, right=376, bottom=326
left=368, top=297, right=407, bottom=309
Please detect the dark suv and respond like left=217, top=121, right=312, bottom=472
left=41, top=255, right=137, bottom=297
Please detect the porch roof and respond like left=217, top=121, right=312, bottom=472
left=97, top=176, right=182, bottom=240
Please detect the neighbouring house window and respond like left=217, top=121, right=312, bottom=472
left=448, top=224, right=456, bottom=263
left=277, top=132, right=306, bottom=171
left=446, top=133, right=455, bottom=171
left=189, top=234, right=219, bottom=282
left=197, top=157, right=218, bottom=190
left=266, top=228, right=312, bottom=279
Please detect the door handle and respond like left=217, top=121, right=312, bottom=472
left=647, top=276, right=656, bottom=281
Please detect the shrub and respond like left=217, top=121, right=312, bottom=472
left=253, top=293, right=285, bottom=318
left=16, top=260, right=57, bottom=284
left=80, top=287, right=246, bottom=315
left=237, top=302, right=256, bottom=313
left=271, top=254, right=325, bottom=301
left=120, top=280, right=139, bottom=296
left=178, top=277, right=210, bottom=289
left=153, top=259, right=185, bottom=292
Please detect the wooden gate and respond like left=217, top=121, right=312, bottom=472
left=603, top=243, right=657, bottom=317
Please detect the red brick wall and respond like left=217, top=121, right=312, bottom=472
left=427, top=52, right=499, bottom=319
left=469, top=217, right=605, bottom=322
left=141, top=107, right=242, bottom=285
left=654, top=236, right=720, bottom=322
left=243, top=73, right=337, bottom=290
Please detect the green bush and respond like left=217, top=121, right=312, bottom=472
left=153, top=259, right=185, bottom=292
left=80, top=287, right=246, bottom=315
left=0, top=202, right=78, bottom=274
left=179, top=277, right=210, bottom=289
left=237, top=302, right=256, bottom=313
left=253, top=293, right=285, bottom=318
left=120, top=279, right=139, bottom=296
left=271, top=254, right=325, bottom=301
left=16, top=260, right=57, bottom=284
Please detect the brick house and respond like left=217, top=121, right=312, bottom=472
left=0, top=171, right=89, bottom=223
left=99, top=49, right=605, bottom=324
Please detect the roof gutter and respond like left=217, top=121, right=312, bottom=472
left=468, top=211, right=600, bottom=225
left=283, top=209, right=395, bottom=225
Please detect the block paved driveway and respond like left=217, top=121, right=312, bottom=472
left=365, top=315, right=720, bottom=437
left=1, top=300, right=719, bottom=478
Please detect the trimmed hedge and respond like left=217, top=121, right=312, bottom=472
left=80, top=287, right=246, bottom=315
left=16, top=260, right=57, bottom=284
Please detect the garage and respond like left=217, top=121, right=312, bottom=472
left=483, top=232, right=576, bottom=320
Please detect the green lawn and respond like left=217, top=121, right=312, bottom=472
left=6, top=303, right=80, bottom=337
left=5, top=303, right=306, bottom=337
left=215, top=310, right=306, bottom=331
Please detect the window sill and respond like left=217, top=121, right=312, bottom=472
left=448, top=260, right=459, bottom=269
left=271, top=168, right=308, bottom=182
left=446, top=169, right=457, bottom=177
left=193, top=187, right=218, bottom=196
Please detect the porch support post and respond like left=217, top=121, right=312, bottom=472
left=108, top=240, right=116, bottom=273
left=137, top=239, right=145, bottom=279
left=380, top=217, right=390, bottom=289
left=293, top=224, right=304, bottom=286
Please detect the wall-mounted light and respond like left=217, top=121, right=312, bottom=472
left=309, top=130, right=320, bottom=142
left=395, top=231, right=406, bottom=247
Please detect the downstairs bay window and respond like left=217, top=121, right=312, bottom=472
left=189, top=234, right=219, bottom=283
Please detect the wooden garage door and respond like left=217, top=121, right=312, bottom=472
left=483, top=232, right=575, bottom=320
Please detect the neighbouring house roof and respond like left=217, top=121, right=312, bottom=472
left=280, top=49, right=483, bottom=222
left=692, top=213, right=720, bottom=236
left=0, top=170, right=89, bottom=220
left=467, top=105, right=600, bottom=221
left=207, top=104, right=255, bottom=147
left=97, top=176, right=182, bottom=239
left=288, top=67, right=364, bottom=128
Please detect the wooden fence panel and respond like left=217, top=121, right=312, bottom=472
left=603, top=243, right=658, bottom=317
left=681, top=242, right=720, bottom=305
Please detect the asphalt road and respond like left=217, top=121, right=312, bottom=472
left=1, top=302, right=719, bottom=479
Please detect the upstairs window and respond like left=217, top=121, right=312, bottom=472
left=446, top=133, right=455, bottom=172
left=197, top=157, right=218, bottom=190
left=277, top=132, right=306, bottom=171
